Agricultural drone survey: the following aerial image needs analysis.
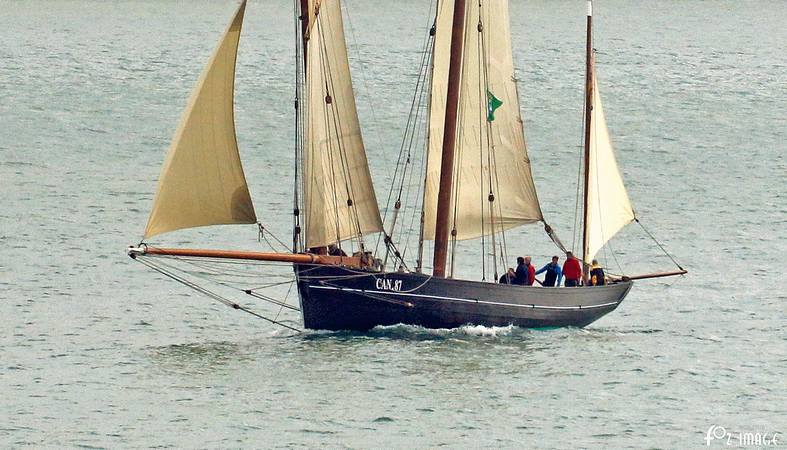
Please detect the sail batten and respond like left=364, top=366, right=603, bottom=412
left=303, top=0, right=383, bottom=248
left=144, top=1, right=256, bottom=239
left=423, top=0, right=543, bottom=242
left=584, top=75, right=635, bottom=261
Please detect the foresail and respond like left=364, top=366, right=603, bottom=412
left=584, top=76, right=635, bottom=261
left=303, top=0, right=383, bottom=248
left=144, top=1, right=256, bottom=239
left=423, top=0, right=543, bottom=241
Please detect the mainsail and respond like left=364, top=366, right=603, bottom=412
left=423, top=0, right=543, bottom=241
left=144, top=1, right=256, bottom=239
left=303, top=0, right=383, bottom=248
left=584, top=75, right=635, bottom=261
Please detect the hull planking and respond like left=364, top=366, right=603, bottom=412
left=295, top=264, right=632, bottom=331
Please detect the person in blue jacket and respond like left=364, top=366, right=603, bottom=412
left=535, top=255, right=563, bottom=287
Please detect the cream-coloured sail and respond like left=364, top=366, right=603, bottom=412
left=584, top=75, right=635, bottom=261
left=144, top=1, right=256, bottom=239
left=423, top=0, right=543, bottom=241
left=303, top=0, right=383, bottom=248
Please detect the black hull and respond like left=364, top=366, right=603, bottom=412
left=295, top=265, right=632, bottom=331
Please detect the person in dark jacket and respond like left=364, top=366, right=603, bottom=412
left=498, top=267, right=515, bottom=284
left=513, top=257, right=528, bottom=285
left=328, top=243, right=347, bottom=256
left=535, top=255, right=563, bottom=287
left=589, top=259, right=606, bottom=286
left=562, top=251, right=582, bottom=287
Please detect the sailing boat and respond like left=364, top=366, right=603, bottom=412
left=128, top=0, right=685, bottom=331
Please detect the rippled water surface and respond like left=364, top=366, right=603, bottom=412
left=2, top=0, right=785, bottom=448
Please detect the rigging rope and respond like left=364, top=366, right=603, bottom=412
left=376, top=1, right=437, bottom=271
left=273, top=277, right=298, bottom=323
left=635, top=218, right=685, bottom=271
left=292, top=0, right=305, bottom=253
left=244, top=289, right=300, bottom=312
left=309, top=14, right=367, bottom=253
left=258, top=223, right=290, bottom=253
left=403, top=35, right=433, bottom=271
left=134, top=256, right=301, bottom=333
left=319, top=15, right=369, bottom=254
left=316, top=22, right=349, bottom=249
left=138, top=252, right=295, bottom=294
left=543, top=223, right=568, bottom=254
left=342, top=0, right=389, bottom=166
left=476, top=6, right=487, bottom=281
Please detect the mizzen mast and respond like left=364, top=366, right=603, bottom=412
left=581, top=0, right=594, bottom=285
left=432, top=0, right=466, bottom=278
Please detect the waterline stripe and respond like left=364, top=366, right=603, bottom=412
left=310, top=286, right=620, bottom=310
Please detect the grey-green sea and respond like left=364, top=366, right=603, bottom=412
left=1, top=0, right=785, bottom=448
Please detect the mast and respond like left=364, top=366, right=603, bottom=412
left=300, top=0, right=309, bottom=62
left=293, top=0, right=309, bottom=252
left=432, top=0, right=466, bottom=278
left=581, top=0, right=593, bottom=285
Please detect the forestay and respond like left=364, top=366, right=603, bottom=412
left=303, top=0, right=383, bottom=248
left=144, top=1, right=256, bottom=239
left=423, top=0, right=543, bottom=241
left=584, top=75, right=635, bottom=261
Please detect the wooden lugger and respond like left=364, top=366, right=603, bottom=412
left=295, top=264, right=633, bottom=331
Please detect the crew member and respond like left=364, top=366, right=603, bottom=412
left=328, top=243, right=347, bottom=257
left=513, top=257, right=528, bottom=285
left=524, top=256, right=536, bottom=286
left=535, top=255, right=563, bottom=287
left=562, top=251, right=582, bottom=287
left=498, top=268, right=515, bottom=284
left=589, top=259, right=606, bottom=286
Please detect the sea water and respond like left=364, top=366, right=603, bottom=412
left=1, top=0, right=785, bottom=447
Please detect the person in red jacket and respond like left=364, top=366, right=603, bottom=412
left=562, top=251, right=582, bottom=287
left=524, top=256, right=536, bottom=286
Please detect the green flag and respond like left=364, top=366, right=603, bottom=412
left=487, top=90, right=503, bottom=122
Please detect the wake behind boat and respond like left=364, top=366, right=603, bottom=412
left=127, top=0, right=685, bottom=332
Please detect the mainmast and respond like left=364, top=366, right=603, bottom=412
left=581, top=0, right=594, bottom=285
left=432, top=0, right=466, bottom=278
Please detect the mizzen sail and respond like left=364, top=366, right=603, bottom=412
left=584, top=75, right=635, bottom=261
left=144, top=1, right=256, bottom=239
left=302, top=0, right=383, bottom=249
left=423, top=0, right=543, bottom=241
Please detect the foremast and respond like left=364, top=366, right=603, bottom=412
left=293, top=0, right=309, bottom=253
left=136, top=0, right=382, bottom=267
left=299, top=0, right=384, bottom=254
